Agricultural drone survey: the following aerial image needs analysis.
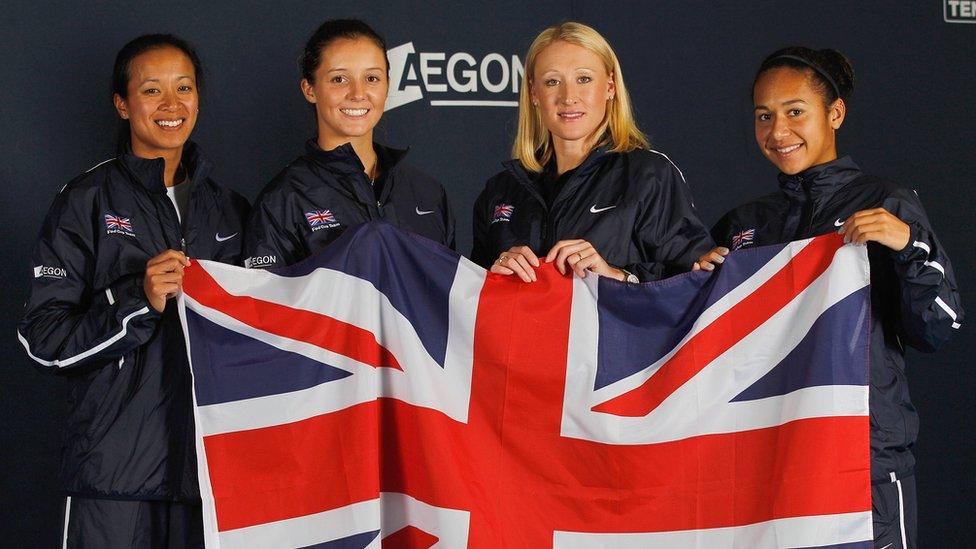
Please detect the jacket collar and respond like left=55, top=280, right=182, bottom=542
left=305, top=139, right=408, bottom=176
left=504, top=145, right=611, bottom=200
left=304, top=140, right=409, bottom=204
left=118, top=141, right=212, bottom=194
left=777, top=156, right=862, bottom=200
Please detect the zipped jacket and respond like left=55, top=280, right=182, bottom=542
left=472, top=147, right=714, bottom=280
left=244, top=140, right=454, bottom=268
left=17, top=143, right=249, bottom=500
left=711, top=156, right=964, bottom=482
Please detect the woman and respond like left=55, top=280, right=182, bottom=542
left=471, top=21, right=712, bottom=283
left=17, top=35, right=249, bottom=546
left=245, top=19, right=454, bottom=268
left=702, top=47, right=964, bottom=548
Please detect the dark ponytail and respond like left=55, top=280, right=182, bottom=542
left=754, top=46, right=855, bottom=105
left=111, top=34, right=204, bottom=154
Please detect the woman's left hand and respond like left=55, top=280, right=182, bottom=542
left=545, top=239, right=625, bottom=280
left=838, top=208, right=910, bottom=251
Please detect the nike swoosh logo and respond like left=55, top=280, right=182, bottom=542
left=879, top=544, right=893, bottom=549
left=215, top=232, right=238, bottom=242
left=590, top=204, right=616, bottom=213
left=416, top=207, right=435, bottom=215
left=834, top=218, right=845, bottom=227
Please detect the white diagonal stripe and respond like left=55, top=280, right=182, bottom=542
left=562, top=241, right=870, bottom=444
left=183, top=258, right=484, bottom=435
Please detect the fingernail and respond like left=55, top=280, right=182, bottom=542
left=715, top=256, right=725, bottom=264
left=719, top=247, right=729, bottom=254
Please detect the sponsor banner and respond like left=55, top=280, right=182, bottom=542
left=945, top=0, right=976, bottom=22
left=386, top=42, right=523, bottom=110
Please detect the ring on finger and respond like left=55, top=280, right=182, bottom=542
left=576, top=252, right=584, bottom=262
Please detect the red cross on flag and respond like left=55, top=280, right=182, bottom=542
left=179, top=222, right=872, bottom=548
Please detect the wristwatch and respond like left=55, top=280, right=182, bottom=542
left=619, top=268, right=639, bottom=284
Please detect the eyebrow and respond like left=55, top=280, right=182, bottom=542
left=754, top=98, right=807, bottom=111
left=326, top=67, right=385, bottom=72
left=138, top=75, right=194, bottom=84
left=542, top=67, right=597, bottom=73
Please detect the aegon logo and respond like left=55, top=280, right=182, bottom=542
left=386, top=43, right=523, bottom=111
left=945, top=0, right=976, bottom=22
left=244, top=256, right=278, bottom=269
left=34, top=265, right=67, bottom=279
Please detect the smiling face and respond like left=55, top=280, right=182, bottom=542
left=530, top=40, right=614, bottom=152
left=301, top=37, right=388, bottom=150
left=114, top=47, right=198, bottom=160
left=753, top=67, right=845, bottom=175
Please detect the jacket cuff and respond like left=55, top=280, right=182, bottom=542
left=892, top=222, right=925, bottom=264
left=107, top=274, right=161, bottom=319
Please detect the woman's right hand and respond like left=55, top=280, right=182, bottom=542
left=490, top=245, right=540, bottom=282
left=693, top=247, right=729, bottom=272
left=144, top=250, right=190, bottom=312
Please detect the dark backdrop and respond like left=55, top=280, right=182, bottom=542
left=2, top=1, right=972, bottom=545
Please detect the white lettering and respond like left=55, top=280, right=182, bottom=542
left=244, top=256, right=278, bottom=269
left=480, top=53, right=509, bottom=94
left=946, top=0, right=976, bottom=18
left=387, top=43, right=423, bottom=110
left=385, top=43, right=524, bottom=110
left=447, top=53, right=477, bottom=93
left=34, top=265, right=67, bottom=279
left=511, top=55, right=524, bottom=93
left=420, top=52, right=447, bottom=92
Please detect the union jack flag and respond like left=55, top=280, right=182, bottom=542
left=179, top=222, right=872, bottom=548
left=492, top=203, right=514, bottom=223
left=305, top=209, right=338, bottom=228
left=104, top=213, right=134, bottom=235
left=731, top=227, right=756, bottom=250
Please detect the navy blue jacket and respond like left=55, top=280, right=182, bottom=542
left=711, top=156, right=964, bottom=482
left=244, top=140, right=454, bottom=269
left=472, top=147, right=714, bottom=281
left=17, top=143, right=249, bottom=500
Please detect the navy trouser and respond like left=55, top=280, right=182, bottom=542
left=61, top=497, right=203, bottom=549
left=873, top=472, right=917, bottom=549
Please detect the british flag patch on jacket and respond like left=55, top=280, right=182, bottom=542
left=731, top=228, right=756, bottom=250
left=491, top=203, right=514, bottom=224
left=305, top=209, right=340, bottom=232
left=104, top=214, right=134, bottom=236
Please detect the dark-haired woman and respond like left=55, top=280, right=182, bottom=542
left=17, top=35, right=248, bottom=546
left=701, top=47, right=963, bottom=549
left=245, top=19, right=453, bottom=268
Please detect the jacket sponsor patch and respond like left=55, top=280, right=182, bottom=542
left=491, top=204, right=514, bottom=224
left=104, top=213, right=135, bottom=237
left=731, top=228, right=756, bottom=250
left=305, top=209, right=341, bottom=232
left=33, top=265, right=67, bottom=279
left=245, top=255, right=278, bottom=269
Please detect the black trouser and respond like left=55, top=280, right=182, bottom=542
left=61, top=497, right=204, bottom=549
left=872, top=472, right=917, bottom=549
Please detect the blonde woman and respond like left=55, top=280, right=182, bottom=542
left=471, top=21, right=712, bottom=282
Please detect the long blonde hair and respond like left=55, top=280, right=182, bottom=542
left=513, top=21, right=649, bottom=172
